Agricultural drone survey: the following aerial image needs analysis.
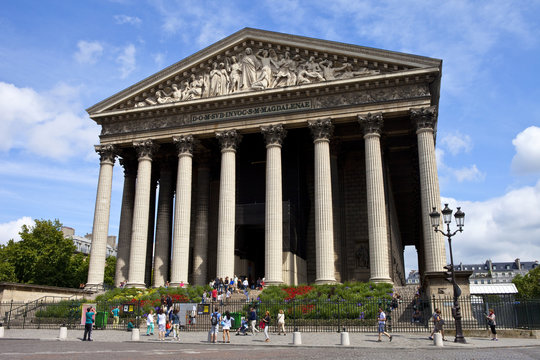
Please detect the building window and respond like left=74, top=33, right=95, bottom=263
left=493, top=265, right=497, bottom=269
left=474, top=280, right=478, bottom=284
left=481, top=280, right=484, bottom=284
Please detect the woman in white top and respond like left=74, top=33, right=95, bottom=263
left=277, top=309, right=286, bottom=335
left=222, top=310, right=234, bottom=343
left=146, top=309, right=155, bottom=336
left=157, top=308, right=167, bottom=341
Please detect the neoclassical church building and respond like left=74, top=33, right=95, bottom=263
left=86, top=28, right=447, bottom=289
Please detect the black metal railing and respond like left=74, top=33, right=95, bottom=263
left=2, top=295, right=539, bottom=332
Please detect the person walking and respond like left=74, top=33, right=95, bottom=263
left=377, top=307, right=392, bottom=342
left=248, top=307, right=259, bottom=335
left=110, top=306, right=120, bottom=329
left=486, top=308, right=498, bottom=340
left=429, top=308, right=447, bottom=341
left=222, top=311, right=234, bottom=343
left=277, top=309, right=286, bottom=335
left=171, top=308, right=180, bottom=341
left=210, top=307, right=221, bottom=344
left=157, top=308, right=167, bottom=341
left=262, top=310, right=271, bottom=342
left=146, top=309, right=155, bottom=336
left=82, top=306, right=95, bottom=341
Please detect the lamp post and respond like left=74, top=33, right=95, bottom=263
left=429, top=203, right=466, bottom=343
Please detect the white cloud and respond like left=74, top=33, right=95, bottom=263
left=440, top=132, right=472, bottom=155
left=114, top=14, right=142, bottom=26
left=0, top=217, right=33, bottom=245
left=74, top=40, right=104, bottom=64
left=440, top=180, right=540, bottom=265
left=153, top=52, right=165, bottom=68
left=511, top=126, right=540, bottom=174
left=117, top=44, right=136, bottom=79
left=0, top=82, right=99, bottom=160
left=453, top=165, right=486, bottom=183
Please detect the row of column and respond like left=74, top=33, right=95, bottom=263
left=87, top=106, right=445, bottom=288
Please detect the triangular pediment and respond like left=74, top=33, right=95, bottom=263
left=87, top=28, right=441, bottom=116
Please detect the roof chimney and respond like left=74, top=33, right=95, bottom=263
left=515, top=258, right=521, bottom=270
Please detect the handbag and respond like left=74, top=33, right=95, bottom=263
left=259, top=321, right=265, bottom=329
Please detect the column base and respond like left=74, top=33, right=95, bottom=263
left=314, top=278, right=338, bottom=285
left=369, top=277, right=393, bottom=284
left=126, top=282, right=147, bottom=289
left=169, top=282, right=189, bottom=288
left=264, top=280, right=283, bottom=286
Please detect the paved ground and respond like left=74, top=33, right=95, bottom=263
left=1, top=328, right=539, bottom=359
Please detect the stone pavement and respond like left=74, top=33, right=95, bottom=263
left=1, top=328, right=539, bottom=349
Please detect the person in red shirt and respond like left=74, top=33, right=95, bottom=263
left=212, top=288, right=218, bottom=302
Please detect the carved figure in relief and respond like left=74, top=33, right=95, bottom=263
left=209, top=62, right=222, bottom=96
left=156, top=89, right=173, bottom=104
left=274, top=52, right=296, bottom=87
left=252, top=49, right=278, bottom=90
left=228, top=56, right=242, bottom=93
left=337, top=63, right=379, bottom=79
left=319, top=60, right=342, bottom=81
left=219, top=62, right=230, bottom=95
left=171, top=84, right=182, bottom=101
left=304, top=56, right=325, bottom=81
left=241, top=47, right=259, bottom=90
left=186, top=74, right=203, bottom=99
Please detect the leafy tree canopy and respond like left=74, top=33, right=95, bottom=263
left=513, top=266, right=540, bottom=299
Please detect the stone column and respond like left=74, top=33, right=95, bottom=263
left=153, top=157, right=175, bottom=287
left=144, top=172, right=158, bottom=287
left=114, top=155, right=136, bottom=287
left=192, top=148, right=211, bottom=286
left=87, top=145, right=116, bottom=288
left=170, top=135, right=194, bottom=286
left=215, top=130, right=241, bottom=279
left=412, top=106, right=446, bottom=272
left=127, top=140, right=158, bottom=288
left=308, top=119, right=337, bottom=284
left=330, top=141, right=343, bottom=282
left=358, top=113, right=392, bottom=283
left=261, top=124, right=287, bottom=285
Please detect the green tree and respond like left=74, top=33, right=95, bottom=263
left=104, top=256, right=116, bottom=287
left=513, top=266, right=540, bottom=299
left=0, top=244, right=17, bottom=282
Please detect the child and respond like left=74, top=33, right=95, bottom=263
left=127, top=319, right=135, bottom=332
left=165, top=320, right=172, bottom=337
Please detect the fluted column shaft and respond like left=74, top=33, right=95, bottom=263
left=216, top=130, right=241, bottom=279
left=87, top=145, right=116, bottom=287
left=192, top=150, right=211, bottom=286
left=153, top=159, right=175, bottom=287
left=413, top=107, right=446, bottom=272
left=359, top=113, right=392, bottom=283
left=144, top=174, right=158, bottom=286
left=262, top=125, right=286, bottom=285
left=127, top=140, right=158, bottom=288
left=170, top=136, right=194, bottom=286
left=309, top=119, right=337, bottom=284
left=114, top=156, right=136, bottom=287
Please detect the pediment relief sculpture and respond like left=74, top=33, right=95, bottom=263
left=133, top=46, right=383, bottom=109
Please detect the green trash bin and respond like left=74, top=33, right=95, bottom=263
left=230, top=312, right=242, bottom=329
left=95, top=311, right=108, bottom=329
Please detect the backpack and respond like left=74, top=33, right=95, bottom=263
left=211, top=313, right=218, bottom=326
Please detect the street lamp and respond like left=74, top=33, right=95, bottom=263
left=429, top=204, right=466, bottom=344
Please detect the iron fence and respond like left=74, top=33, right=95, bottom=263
left=2, top=295, right=539, bottom=332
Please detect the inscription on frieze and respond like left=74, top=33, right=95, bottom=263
left=191, top=100, right=311, bottom=123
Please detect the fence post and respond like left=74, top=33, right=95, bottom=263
left=337, top=301, right=341, bottom=333
left=22, top=303, right=28, bottom=329
left=293, top=300, right=296, bottom=332
left=37, top=300, right=42, bottom=329
left=7, top=300, right=13, bottom=329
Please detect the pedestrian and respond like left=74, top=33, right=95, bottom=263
left=146, top=309, right=155, bottom=336
left=377, top=307, right=392, bottom=342
left=110, top=305, right=120, bottom=328
left=166, top=294, right=173, bottom=312
left=222, top=310, right=234, bottom=343
left=171, top=308, right=180, bottom=341
left=210, top=307, right=221, bottom=343
left=212, top=288, right=218, bottom=302
left=262, top=310, right=271, bottom=342
left=82, top=306, right=95, bottom=341
left=157, top=308, right=167, bottom=341
left=486, top=308, right=498, bottom=340
left=248, top=307, right=259, bottom=335
left=277, top=309, right=286, bottom=335
left=429, top=308, right=447, bottom=341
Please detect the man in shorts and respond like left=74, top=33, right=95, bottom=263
left=210, top=308, right=221, bottom=343
left=377, top=307, right=393, bottom=342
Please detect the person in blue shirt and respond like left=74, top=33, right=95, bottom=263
left=83, top=306, right=95, bottom=341
left=111, top=306, right=120, bottom=328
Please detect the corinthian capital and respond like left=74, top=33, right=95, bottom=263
left=173, top=135, right=194, bottom=155
left=133, top=140, right=159, bottom=160
left=216, top=130, right=241, bottom=151
left=308, top=118, right=333, bottom=141
left=95, top=144, right=116, bottom=164
left=261, top=124, right=287, bottom=146
left=411, top=106, right=437, bottom=130
left=358, top=112, right=384, bottom=135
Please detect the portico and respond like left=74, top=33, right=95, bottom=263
left=86, top=28, right=446, bottom=288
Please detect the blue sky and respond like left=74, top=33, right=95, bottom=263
left=1, top=0, right=539, bottom=275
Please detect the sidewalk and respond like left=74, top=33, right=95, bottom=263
left=1, top=328, right=539, bottom=349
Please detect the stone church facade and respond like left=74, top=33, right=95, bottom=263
left=85, top=28, right=447, bottom=289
